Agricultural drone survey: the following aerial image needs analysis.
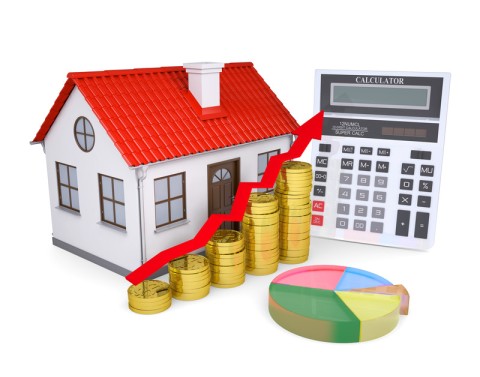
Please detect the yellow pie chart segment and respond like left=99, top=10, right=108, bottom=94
left=335, top=291, right=401, bottom=342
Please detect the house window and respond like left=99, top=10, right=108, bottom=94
left=258, top=149, right=280, bottom=192
left=74, top=116, right=95, bottom=152
left=99, top=174, right=126, bottom=229
left=154, top=173, right=186, bottom=228
left=56, top=162, right=80, bottom=212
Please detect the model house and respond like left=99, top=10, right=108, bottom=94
left=31, top=62, right=299, bottom=276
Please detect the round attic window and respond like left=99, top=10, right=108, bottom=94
left=74, top=117, right=95, bottom=152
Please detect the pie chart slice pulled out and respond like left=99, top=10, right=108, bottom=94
left=269, top=265, right=406, bottom=343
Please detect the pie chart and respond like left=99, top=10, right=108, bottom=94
left=268, top=265, right=409, bottom=343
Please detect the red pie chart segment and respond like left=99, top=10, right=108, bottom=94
left=272, top=265, right=346, bottom=290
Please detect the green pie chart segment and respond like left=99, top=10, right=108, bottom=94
left=269, top=283, right=360, bottom=343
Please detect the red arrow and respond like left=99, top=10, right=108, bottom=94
left=126, top=111, right=324, bottom=285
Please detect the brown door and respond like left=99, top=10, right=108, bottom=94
left=208, top=158, right=240, bottom=230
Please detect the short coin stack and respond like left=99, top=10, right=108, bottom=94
left=127, top=280, right=172, bottom=314
left=168, top=255, right=211, bottom=300
left=274, top=161, right=313, bottom=264
left=206, top=230, right=246, bottom=288
left=242, top=192, right=280, bottom=275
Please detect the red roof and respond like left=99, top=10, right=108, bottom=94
left=32, top=62, right=298, bottom=167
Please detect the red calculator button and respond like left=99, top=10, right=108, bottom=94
left=312, top=200, right=325, bottom=212
left=312, top=215, right=324, bottom=226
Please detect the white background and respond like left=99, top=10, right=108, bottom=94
left=1, top=1, right=478, bottom=376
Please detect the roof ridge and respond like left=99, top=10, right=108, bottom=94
left=67, top=62, right=254, bottom=79
left=67, top=66, right=185, bottom=79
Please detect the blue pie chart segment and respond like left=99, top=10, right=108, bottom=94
left=335, top=267, right=392, bottom=291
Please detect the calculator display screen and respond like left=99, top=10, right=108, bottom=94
left=331, top=84, right=431, bottom=110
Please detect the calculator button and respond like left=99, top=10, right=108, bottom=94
left=400, top=179, right=414, bottom=191
left=420, top=165, right=435, bottom=177
left=316, top=156, right=329, bottom=168
left=315, top=171, right=327, bottom=182
left=374, top=176, right=388, bottom=188
left=372, top=207, right=385, bottom=219
left=342, top=145, right=355, bottom=153
left=314, top=185, right=326, bottom=197
left=353, top=220, right=367, bottom=231
left=419, top=180, right=433, bottom=192
left=357, top=175, right=370, bottom=186
left=341, top=158, right=354, bottom=170
left=376, top=161, right=389, bottom=173
left=340, top=173, right=353, bottom=184
left=373, top=191, right=386, bottom=203
left=355, top=205, right=368, bottom=217
left=336, top=218, right=349, bottom=229
left=338, top=187, right=351, bottom=199
left=358, top=160, right=372, bottom=171
left=395, top=210, right=410, bottom=237
left=312, top=201, right=324, bottom=212
left=370, top=222, right=384, bottom=233
left=414, top=212, right=430, bottom=239
left=411, top=150, right=432, bottom=160
left=356, top=189, right=369, bottom=201
left=398, top=194, right=412, bottom=206
left=401, top=163, right=415, bottom=175
left=377, top=148, right=390, bottom=156
left=311, top=215, right=324, bottom=226
left=319, top=144, right=331, bottom=152
left=337, top=203, right=350, bottom=215
left=417, top=196, right=431, bottom=208
left=360, top=147, right=373, bottom=155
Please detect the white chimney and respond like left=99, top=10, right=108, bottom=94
left=183, top=62, right=224, bottom=108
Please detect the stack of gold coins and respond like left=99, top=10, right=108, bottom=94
left=168, top=255, right=211, bottom=300
left=127, top=280, right=172, bottom=314
left=242, top=192, right=280, bottom=275
left=274, top=161, right=312, bottom=264
left=206, top=230, right=246, bottom=288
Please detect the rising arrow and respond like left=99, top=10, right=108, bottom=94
left=126, top=111, right=324, bottom=285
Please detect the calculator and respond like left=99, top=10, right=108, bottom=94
left=310, top=70, right=450, bottom=250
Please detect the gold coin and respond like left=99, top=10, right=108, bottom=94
left=279, top=255, right=309, bottom=264
left=280, top=160, right=312, bottom=171
left=279, top=214, right=311, bottom=223
left=242, top=222, right=280, bottom=232
left=172, top=287, right=210, bottom=301
left=242, top=217, right=279, bottom=227
left=206, top=244, right=244, bottom=255
left=278, top=231, right=310, bottom=241
left=211, top=274, right=245, bottom=284
left=275, top=181, right=312, bottom=189
left=127, top=280, right=170, bottom=300
left=206, top=252, right=245, bottom=266
left=279, top=223, right=311, bottom=234
left=279, top=208, right=312, bottom=217
left=168, top=254, right=209, bottom=275
left=169, top=269, right=211, bottom=281
left=247, top=192, right=278, bottom=205
left=243, top=210, right=279, bottom=221
left=128, top=302, right=171, bottom=315
left=207, top=229, right=244, bottom=247
left=275, top=197, right=311, bottom=206
left=280, top=248, right=310, bottom=258
left=209, top=263, right=245, bottom=274
left=211, top=277, right=245, bottom=288
left=246, top=263, right=279, bottom=276
left=170, top=277, right=212, bottom=290
left=170, top=281, right=211, bottom=293
left=245, top=242, right=279, bottom=251
left=128, top=297, right=171, bottom=311
left=244, top=206, right=278, bottom=215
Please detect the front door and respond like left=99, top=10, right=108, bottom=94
left=208, top=158, right=240, bottom=230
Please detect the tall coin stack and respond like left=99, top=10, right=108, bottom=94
left=242, top=192, right=280, bottom=275
left=127, top=280, right=172, bottom=314
left=274, top=161, right=313, bottom=264
left=206, top=230, right=246, bottom=288
left=168, top=255, right=211, bottom=300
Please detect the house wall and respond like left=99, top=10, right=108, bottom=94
left=43, top=87, right=141, bottom=272
left=141, top=136, right=292, bottom=263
